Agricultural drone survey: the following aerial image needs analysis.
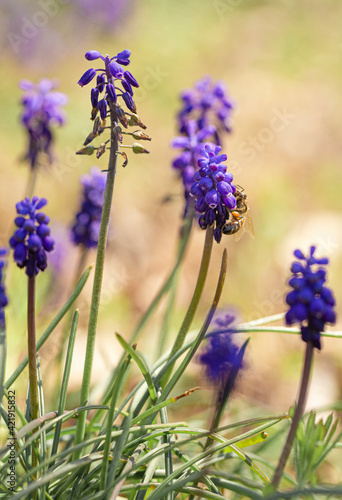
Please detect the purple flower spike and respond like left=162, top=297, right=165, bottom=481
left=19, top=78, right=68, bottom=170
left=189, top=143, right=237, bottom=242
left=71, top=167, right=107, bottom=248
left=9, top=197, right=55, bottom=277
left=285, top=246, right=336, bottom=350
left=78, top=48, right=140, bottom=118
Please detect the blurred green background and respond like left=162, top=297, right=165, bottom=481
left=1, top=0, right=342, bottom=472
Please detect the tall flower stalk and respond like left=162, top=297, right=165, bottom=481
left=162, top=143, right=240, bottom=385
left=9, top=197, right=55, bottom=471
left=74, top=49, right=150, bottom=455
left=271, top=246, right=336, bottom=490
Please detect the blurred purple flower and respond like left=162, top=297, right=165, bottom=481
left=75, top=0, right=133, bottom=31
left=178, top=76, right=235, bottom=144
left=0, top=248, right=9, bottom=331
left=19, top=79, right=68, bottom=170
left=70, top=167, right=106, bottom=249
left=200, top=310, right=242, bottom=383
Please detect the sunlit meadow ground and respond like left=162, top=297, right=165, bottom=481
left=1, top=0, right=342, bottom=481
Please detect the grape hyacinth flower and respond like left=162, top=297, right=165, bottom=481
left=0, top=248, right=8, bottom=331
left=285, top=246, right=336, bottom=350
left=19, top=79, right=68, bottom=169
left=200, top=311, right=242, bottom=383
left=77, top=49, right=150, bottom=163
left=171, top=120, right=216, bottom=212
left=190, top=144, right=237, bottom=243
left=71, top=167, right=106, bottom=248
left=178, top=76, right=234, bottom=145
left=9, top=197, right=55, bottom=277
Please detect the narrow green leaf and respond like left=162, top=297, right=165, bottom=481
left=116, top=333, right=157, bottom=404
left=50, top=310, right=79, bottom=463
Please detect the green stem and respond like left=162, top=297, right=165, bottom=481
left=271, top=340, right=314, bottom=491
left=73, top=105, right=119, bottom=458
left=28, top=272, right=39, bottom=475
left=161, top=225, right=214, bottom=386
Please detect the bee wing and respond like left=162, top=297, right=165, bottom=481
left=233, top=225, right=245, bottom=242
left=245, top=209, right=255, bottom=239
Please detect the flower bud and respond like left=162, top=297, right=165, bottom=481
left=78, top=68, right=96, bottom=87
left=106, top=83, right=117, bottom=103
left=97, top=74, right=106, bottom=93
left=98, top=99, right=107, bottom=119
left=76, top=145, right=95, bottom=156
left=91, top=88, right=99, bottom=108
left=122, top=92, right=136, bottom=113
left=124, top=71, right=139, bottom=88
left=84, top=131, right=96, bottom=146
left=85, top=50, right=103, bottom=61
left=128, top=113, right=147, bottom=129
left=132, top=142, right=150, bottom=154
left=131, top=130, right=151, bottom=141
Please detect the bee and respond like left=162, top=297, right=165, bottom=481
left=222, top=186, right=255, bottom=241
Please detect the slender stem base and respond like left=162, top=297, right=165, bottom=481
left=161, top=226, right=214, bottom=387
left=28, top=273, right=39, bottom=475
left=74, top=107, right=119, bottom=458
left=271, top=340, right=314, bottom=490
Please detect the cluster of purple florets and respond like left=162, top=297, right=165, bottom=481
left=0, top=248, right=8, bottom=330
left=78, top=49, right=139, bottom=118
left=285, top=246, right=336, bottom=350
left=19, top=79, right=68, bottom=169
left=71, top=167, right=106, bottom=248
left=178, top=76, right=234, bottom=144
left=9, top=197, right=55, bottom=277
left=200, top=311, right=242, bottom=383
left=171, top=77, right=234, bottom=216
left=190, top=144, right=237, bottom=243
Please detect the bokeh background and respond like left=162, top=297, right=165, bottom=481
left=1, top=0, right=342, bottom=476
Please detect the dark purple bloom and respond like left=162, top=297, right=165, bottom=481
left=190, top=144, right=237, bottom=243
left=19, top=79, right=68, bottom=170
left=200, top=311, right=242, bottom=383
left=77, top=49, right=139, bottom=117
left=0, top=248, right=8, bottom=330
left=9, top=197, right=55, bottom=277
left=71, top=167, right=106, bottom=248
left=285, top=246, right=336, bottom=350
left=178, top=76, right=235, bottom=144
